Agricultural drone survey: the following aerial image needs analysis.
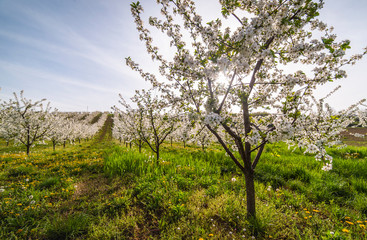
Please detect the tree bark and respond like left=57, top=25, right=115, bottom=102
left=156, top=146, right=160, bottom=164
left=26, top=145, right=30, bottom=156
left=244, top=170, right=256, bottom=218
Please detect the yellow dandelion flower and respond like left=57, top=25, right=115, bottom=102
left=208, top=233, right=214, bottom=237
left=309, top=216, right=312, bottom=218
left=199, top=238, right=204, bottom=240
left=303, top=208, right=308, bottom=211
left=357, top=221, right=363, bottom=224
left=313, top=209, right=320, bottom=212
left=346, top=221, right=354, bottom=225
left=306, top=211, right=310, bottom=214
left=359, top=224, right=366, bottom=229
left=304, top=217, right=308, bottom=220
left=342, top=229, right=349, bottom=233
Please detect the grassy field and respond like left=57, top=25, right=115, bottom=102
left=1, top=121, right=367, bottom=239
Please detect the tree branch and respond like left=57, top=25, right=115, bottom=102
left=216, top=69, right=236, bottom=114
left=206, top=124, right=246, bottom=173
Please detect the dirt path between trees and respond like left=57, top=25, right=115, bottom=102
left=96, top=114, right=113, bottom=143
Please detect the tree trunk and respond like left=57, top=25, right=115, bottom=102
left=26, top=145, right=30, bottom=156
left=63, top=141, right=66, bottom=148
left=244, top=171, right=256, bottom=218
left=170, top=137, right=173, bottom=147
left=129, top=142, right=132, bottom=149
left=183, top=141, right=186, bottom=148
left=53, top=142, right=56, bottom=151
left=156, top=146, right=160, bottom=164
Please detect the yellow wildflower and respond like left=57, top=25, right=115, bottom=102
left=345, top=221, right=354, bottom=225
left=342, top=229, right=349, bottom=233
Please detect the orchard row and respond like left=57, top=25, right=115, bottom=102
left=0, top=91, right=108, bottom=155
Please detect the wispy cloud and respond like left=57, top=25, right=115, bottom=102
left=0, top=60, right=128, bottom=95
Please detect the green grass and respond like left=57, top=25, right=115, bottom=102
left=1, top=123, right=367, bottom=239
left=100, top=143, right=367, bottom=239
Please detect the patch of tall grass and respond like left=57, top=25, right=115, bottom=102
left=104, top=146, right=152, bottom=177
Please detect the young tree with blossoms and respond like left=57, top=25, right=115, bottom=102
left=113, top=96, right=145, bottom=152
left=127, top=0, right=366, bottom=218
left=0, top=91, right=53, bottom=155
left=115, top=89, right=178, bottom=162
left=46, top=112, right=66, bottom=151
left=193, top=123, right=214, bottom=151
left=175, top=114, right=196, bottom=148
left=60, top=118, right=76, bottom=148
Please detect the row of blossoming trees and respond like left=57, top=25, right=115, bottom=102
left=113, top=0, right=367, bottom=219
left=0, top=90, right=108, bottom=155
left=112, top=93, right=215, bottom=156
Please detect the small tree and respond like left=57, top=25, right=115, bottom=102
left=46, top=113, right=70, bottom=151
left=194, top=124, right=214, bottom=151
left=175, top=114, right=196, bottom=148
left=60, top=118, right=76, bottom=148
left=113, top=95, right=145, bottom=152
left=1, top=91, right=53, bottom=155
left=116, top=89, right=178, bottom=162
left=127, top=0, right=366, bottom=218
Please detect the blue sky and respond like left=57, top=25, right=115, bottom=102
left=0, top=0, right=366, bottom=112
